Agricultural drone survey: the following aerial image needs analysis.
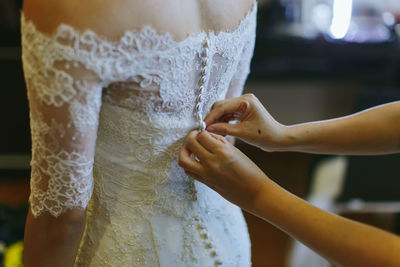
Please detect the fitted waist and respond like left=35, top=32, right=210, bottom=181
left=99, top=100, right=199, bottom=130
left=92, top=149, right=203, bottom=217
left=95, top=101, right=199, bottom=162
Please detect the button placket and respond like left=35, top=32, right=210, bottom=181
left=194, top=37, right=210, bottom=132
left=191, top=36, right=223, bottom=266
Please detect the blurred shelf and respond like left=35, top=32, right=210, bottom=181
left=251, top=35, right=400, bottom=84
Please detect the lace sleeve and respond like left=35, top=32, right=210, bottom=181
left=225, top=34, right=256, bottom=99
left=21, top=17, right=104, bottom=218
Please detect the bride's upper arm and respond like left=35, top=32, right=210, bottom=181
left=22, top=0, right=119, bottom=37
left=23, top=0, right=72, bottom=34
left=22, top=0, right=149, bottom=41
left=22, top=0, right=106, bottom=219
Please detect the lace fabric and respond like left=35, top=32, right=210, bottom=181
left=22, top=2, right=257, bottom=266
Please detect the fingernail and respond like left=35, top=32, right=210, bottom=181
left=207, top=126, right=215, bottom=131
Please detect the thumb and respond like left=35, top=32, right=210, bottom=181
left=207, top=122, right=242, bottom=137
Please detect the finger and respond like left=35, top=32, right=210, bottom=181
left=206, top=122, right=242, bottom=137
left=184, top=170, right=218, bottom=192
left=217, top=109, right=249, bottom=123
left=205, top=98, right=249, bottom=126
left=184, top=170, right=206, bottom=183
left=196, top=131, right=225, bottom=153
left=208, top=132, right=228, bottom=144
left=216, top=113, right=237, bottom=123
left=178, top=146, right=204, bottom=174
left=185, top=131, right=212, bottom=162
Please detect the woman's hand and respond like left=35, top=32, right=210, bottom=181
left=207, top=95, right=400, bottom=155
left=179, top=130, right=270, bottom=213
left=205, top=93, right=287, bottom=152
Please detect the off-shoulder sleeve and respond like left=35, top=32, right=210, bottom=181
left=21, top=15, right=104, bottom=218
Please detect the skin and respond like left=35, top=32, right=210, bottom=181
left=204, top=94, right=400, bottom=155
left=179, top=93, right=400, bottom=267
left=23, top=0, right=254, bottom=41
left=24, top=209, right=86, bottom=267
left=22, top=0, right=254, bottom=266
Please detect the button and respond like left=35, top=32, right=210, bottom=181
left=196, top=223, right=204, bottom=230
left=198, top=121, right=206, bottom=131
left=214, top=259, right=223, bottom=266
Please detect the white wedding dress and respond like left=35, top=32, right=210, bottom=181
left=21, top=2, right=257, bottom=266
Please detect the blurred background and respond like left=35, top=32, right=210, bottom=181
left=1, top=0, right=400, bottom=266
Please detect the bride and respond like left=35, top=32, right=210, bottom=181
left=22, top=0, right=257, bottom=266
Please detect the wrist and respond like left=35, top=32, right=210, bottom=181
left=251, top=178, right=300, bottom=229
left=274, top=124, right=305, bottom=152
left=251, top=176, right=284, bottom=217
left=261, top=124, right=296, bottom=152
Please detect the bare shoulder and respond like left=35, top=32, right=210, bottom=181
left=201, top=0, right=255, bottom=32
left=22, top=0, right=255, bottom=41
left=23, top=0, right=84, bottom=34
left=22, top=0, right=199, bottom=40
left=22, top=0, right=143, bottom=37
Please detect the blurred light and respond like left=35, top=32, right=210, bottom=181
left=382, top=12, right=395, bottom=26
left=344, top=22, right=390, bottom=43
left=330, top=0, right=353, bottom=39
left=312, top=4, right=332, bottom=32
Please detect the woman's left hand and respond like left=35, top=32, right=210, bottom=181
left=179, top=130, right=269, bottom=212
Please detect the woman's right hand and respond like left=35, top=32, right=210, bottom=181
left=179, top=130, right=272, bottom=214
left=205, top=94, right=287, bottom=152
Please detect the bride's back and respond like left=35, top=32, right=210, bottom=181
left=23, top=0, right=254, bottom=40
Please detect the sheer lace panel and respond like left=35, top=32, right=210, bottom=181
left=22, top=25, right=104, bottom=217
left=225, top=29, right=256, bottom=99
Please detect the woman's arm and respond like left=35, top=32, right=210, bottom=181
left=281, top=101, right=400, bottom=155
left=22, top=2, right=104, bottom=265
left=256, top=179, right=400, bottom=267
left=24, top=209, right=86, bottom=267
left=205, top=94, right=400, bottom=155
left=179, top=130, right=400, bottom=267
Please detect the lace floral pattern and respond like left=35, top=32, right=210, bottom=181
left=22, top=1, right=257, bottom=266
